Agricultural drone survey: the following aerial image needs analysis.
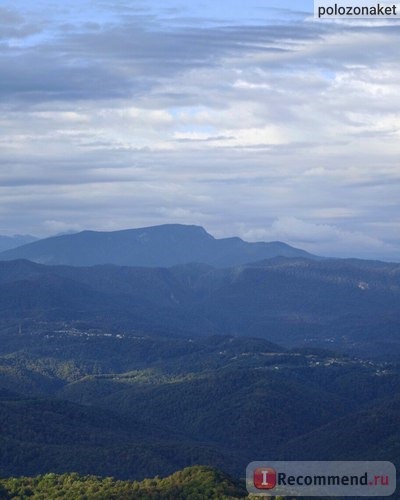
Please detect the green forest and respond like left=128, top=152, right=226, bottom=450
left=0, top=466, right=248, bottom=499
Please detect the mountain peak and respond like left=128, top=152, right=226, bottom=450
left=0, top=224, right=316, bottom=267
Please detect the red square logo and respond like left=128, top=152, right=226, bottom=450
left=253, top=467, right=277, bottom=490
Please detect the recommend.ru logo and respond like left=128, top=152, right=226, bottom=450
left=247, top=461, right=396, bottom=497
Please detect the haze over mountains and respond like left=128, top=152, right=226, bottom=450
left=0, top=224, right=316, bottom=267
left=0, top=235, right=37, bottom=253
left=0, top=224, right=399, bottom=359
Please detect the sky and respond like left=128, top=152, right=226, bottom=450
left=0, top=0, right=399, bottom=260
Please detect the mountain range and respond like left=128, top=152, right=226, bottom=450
left=0, top=256, right=399, bottom=358
left=0, top=224, right=316, bottom=267
left=1, top=223, right=399, bottom=493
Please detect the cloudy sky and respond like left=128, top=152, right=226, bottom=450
left=0, top=0, right=399, bottom=260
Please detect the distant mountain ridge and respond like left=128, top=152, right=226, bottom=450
left=0, top=234, right=37, bottom=253
left=0, top=256, right=399, bottom=357
left=0, top=224, right=316, bottom=267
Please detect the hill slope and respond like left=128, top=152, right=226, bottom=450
left=1, top=334, right=400, bottom=482
left=0, top=388, right=236, bottom=480
left=278, top=396, right=400, bottom=464
left=0, top=224, right=315, bottom=267
left=0, top=257, right=399, bottom=356
left=0, top=235, right=37, bottom=253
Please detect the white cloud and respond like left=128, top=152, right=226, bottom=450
left=242, top=217, right=397, bottom=260
left=0, top=2, right=399, bottom=260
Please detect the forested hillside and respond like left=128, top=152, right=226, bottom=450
left=0, top=256, right=399, bottom=358
left=0, top=466, right=248, bottom=499
left=0, top=333, right=399, bottom=482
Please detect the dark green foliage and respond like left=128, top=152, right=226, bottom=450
left=0, top=466, right=248, bottom=499
left=1, top=333, right=400, bottom=481
left=278, top=396, right=400, bottom=463
left=0, top=388, right=237, bottom=480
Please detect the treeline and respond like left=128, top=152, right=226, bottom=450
left=0, top=466, right=247, bottom=499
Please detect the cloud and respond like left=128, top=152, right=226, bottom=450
left=0, top=1, right=399, bottom=261
left=0, top=7, right=42, bottom=40
left=242, top=217, right=397, bottom=260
